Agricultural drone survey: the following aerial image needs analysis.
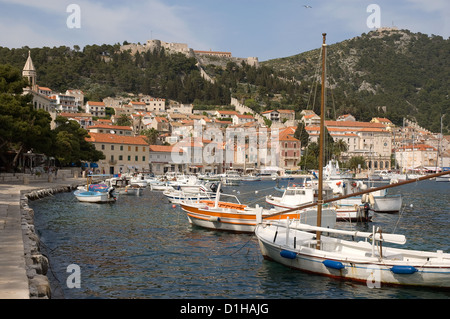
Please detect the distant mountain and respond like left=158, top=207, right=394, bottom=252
left=261, top=28, right=449, bottom=133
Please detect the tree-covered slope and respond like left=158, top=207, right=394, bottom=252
left=262, top=29, right=449, bottom=133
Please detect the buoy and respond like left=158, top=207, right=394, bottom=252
left=255, top=191, right=259, bottom=194
left=172, top=204, right=176, bottom=208
left=323, top=259, right=345, bottom=270
left=280, top=250, right=297, bottom=259
left=390, top=265, right=418, bottom=274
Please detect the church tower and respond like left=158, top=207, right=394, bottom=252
left=22, top=51, right=36, bottom=91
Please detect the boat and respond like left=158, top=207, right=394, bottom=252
left=105, top=176, right=143, bottom=196
left=130, top=173, right=148, bottom=188
left=179, top=183, right=336, bottom=233
left=436, top=175, right=450, bottom=182
left=267, top=178, right=372, bottom=222
left=241, top=174, right=261, bottom=182
left=328, top=179, right=402, bottom=214
left=163, top=188, right=217, bottom=204
left=221, top=170, right=241, bottom=186
left=254, top=34, right=450, bottom=289
left=74, top=183, right=116, bottom=203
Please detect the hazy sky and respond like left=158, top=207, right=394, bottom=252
left=0, top=0, right=448, bottom=61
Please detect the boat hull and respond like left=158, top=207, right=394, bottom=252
left=256, top=224, right=450, bottom=288
left=74, top=190, right=116, bottom=203
left=181, top=201, right=336, bottom=233
left=372, top=194, right=402, bottom=213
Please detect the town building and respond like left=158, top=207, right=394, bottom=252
left=86, top=133, right=149, bottom=174
left=85, top=101, right=106, bottom=117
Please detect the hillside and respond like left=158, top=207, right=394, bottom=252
left=262, top=28, right=449, bottom=133
left=0, top=28, right=448, bottom=133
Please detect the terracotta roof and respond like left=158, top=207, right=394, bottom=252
left=325, top=120, right=386, bottom=129
left=149, top=145, right=176, bottom=153
left=60, top=112, right=92, bottom=118
left=216, top=110, right=239, bottom=115
left=38, top=86, right=52, bottom=91
left=86, top=101, right=105, bottom=106
left=87, top=124, right=132, bottom=130
left=86, top=133, right=148, bottom=145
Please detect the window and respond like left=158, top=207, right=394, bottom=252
left=101, top=145, right=105, bottom=150
left=120, top=145, right=123, bottom=151
left=128, top=156, right=131, bottom=161
left=119, top=155, right=123, bottom=160
left=128, top=146, right=131, bottom=151
left=135, top=146, right=138, bottom=152
left=142, top=156, right=146, bottom=162
left=135, top=156, right=138, bottom=161
left=111, top=145, right=114, bottom=150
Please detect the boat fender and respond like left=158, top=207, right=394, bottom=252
left=390, top=266, right=418, bottom=274
left=368, top=193, right=375, bottom=205
left=208, top=216, right=220, bottom=222
left=280, top=250, right=297, bottom=259
left=323, top=259, right=345, bottom=270
left=361, top=194, right=367, bottom=203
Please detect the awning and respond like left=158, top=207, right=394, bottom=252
left=90, top=163, right=98, bottom=168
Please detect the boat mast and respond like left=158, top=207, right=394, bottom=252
left=316, top=33, right=327, bottom=249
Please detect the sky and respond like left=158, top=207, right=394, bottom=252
left=0, top=0, right=448, bottom=61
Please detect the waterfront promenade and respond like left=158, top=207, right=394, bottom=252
left=0, top=174, right=85, bottom=299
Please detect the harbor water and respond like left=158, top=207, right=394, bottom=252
left=31, top=179, right=449, bottom=299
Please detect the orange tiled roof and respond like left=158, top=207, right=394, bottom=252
left=87, top=124, right=132, bottom=130
left=149, top=145, right=176, bottom=153
left=86, top=133, right=148, bottom=145
left=86, top=101, right=105, bottom=106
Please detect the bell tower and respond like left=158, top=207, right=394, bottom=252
left=22, top=51, right=36, bottom=91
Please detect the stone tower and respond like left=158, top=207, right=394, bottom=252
left=22, top=51, right=36, bottom=90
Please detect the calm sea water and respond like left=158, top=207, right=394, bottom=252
left=31, top=179, right=449, bottom=299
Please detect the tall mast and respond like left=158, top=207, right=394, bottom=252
left=316, top=33, right=327, bottom=249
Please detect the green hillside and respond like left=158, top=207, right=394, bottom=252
left=0, top=28, right=448, bottom=133
left=262, top=29, right=449, bottom=133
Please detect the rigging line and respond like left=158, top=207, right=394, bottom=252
left=229, top=233, right=256, bottom=256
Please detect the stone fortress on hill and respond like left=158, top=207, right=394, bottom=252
left=120, top=39, right=259, bottom=67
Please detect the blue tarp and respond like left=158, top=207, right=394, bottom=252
left=90, top=163, right=99, bottom=168
left=88, top=184, right=109, bottom=192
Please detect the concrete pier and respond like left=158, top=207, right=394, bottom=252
left=0, top=175, right=86, bottom=299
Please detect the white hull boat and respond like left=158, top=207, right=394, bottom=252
left=74, top=184, right=116, bottom=203
left=180, top=183, right=336, bottom=233
left=256, top=221, right=450, bottom=288
left=163, top=189, right=216, bottom=204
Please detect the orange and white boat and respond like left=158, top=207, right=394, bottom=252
left=179, top=184, right=336, bottom=233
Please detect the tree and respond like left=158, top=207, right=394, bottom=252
left=141, top=128, right=160, bottom=145
left=293, top=121, right=309, bottom=148
left=52, top=117, right=105, bottom=166
left=347, top=156, right=366, bottom=173
left=332, top=139, right=348, bottom=160
left=116, top=114, right=131, bottom=126
left=0, top=64, right=53, bottom=171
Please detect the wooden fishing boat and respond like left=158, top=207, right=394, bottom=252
left=179, top=184, right=336, bottom=233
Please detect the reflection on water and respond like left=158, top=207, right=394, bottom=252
left=31, top=179, right=449, bottom=299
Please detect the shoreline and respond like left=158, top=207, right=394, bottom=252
left=0, top=176, right=87, bottom=299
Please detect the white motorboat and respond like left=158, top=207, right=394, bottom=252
left=74, top=183, right=116, bottom=203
